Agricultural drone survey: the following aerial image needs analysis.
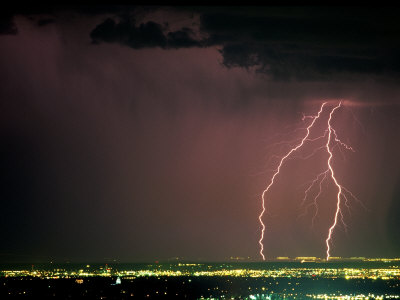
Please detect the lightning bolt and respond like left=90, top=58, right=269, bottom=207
left=258, top=103, right=326, bottom=261
left=258, top=101, right=360, bottom=261
left=325, top=101, right=346, bottom=261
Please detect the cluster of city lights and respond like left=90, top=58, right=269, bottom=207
left=2, top=263, right=399, bottom=280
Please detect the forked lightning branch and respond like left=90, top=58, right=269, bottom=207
left=258, top=101, right=360, bottom=261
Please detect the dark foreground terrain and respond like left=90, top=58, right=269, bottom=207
left=1, top=276, right=400, bottom=299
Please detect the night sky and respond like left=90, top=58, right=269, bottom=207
left=1, top=6, right=399, bottom=262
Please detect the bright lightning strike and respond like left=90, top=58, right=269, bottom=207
left=258, top=103, right=326, bottom=261
left=258, top=101, right=360, bottom=261
left=325, top=101, right=347, bottom=261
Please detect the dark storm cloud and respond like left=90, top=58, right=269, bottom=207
left=37, top=18, right=55, bottom=27
left=86, top=6, right=400, bottom=81
left=8, top=5, right=400, bottom=80
left=200, top=8, right=400, bottom=80
left=167, top=28, right=202, bottom=48
left=219, top=43, right=390, bottom=81
left=90, top=17, right=167, bottom=48
left=90, top=17, right=202, bottom=49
